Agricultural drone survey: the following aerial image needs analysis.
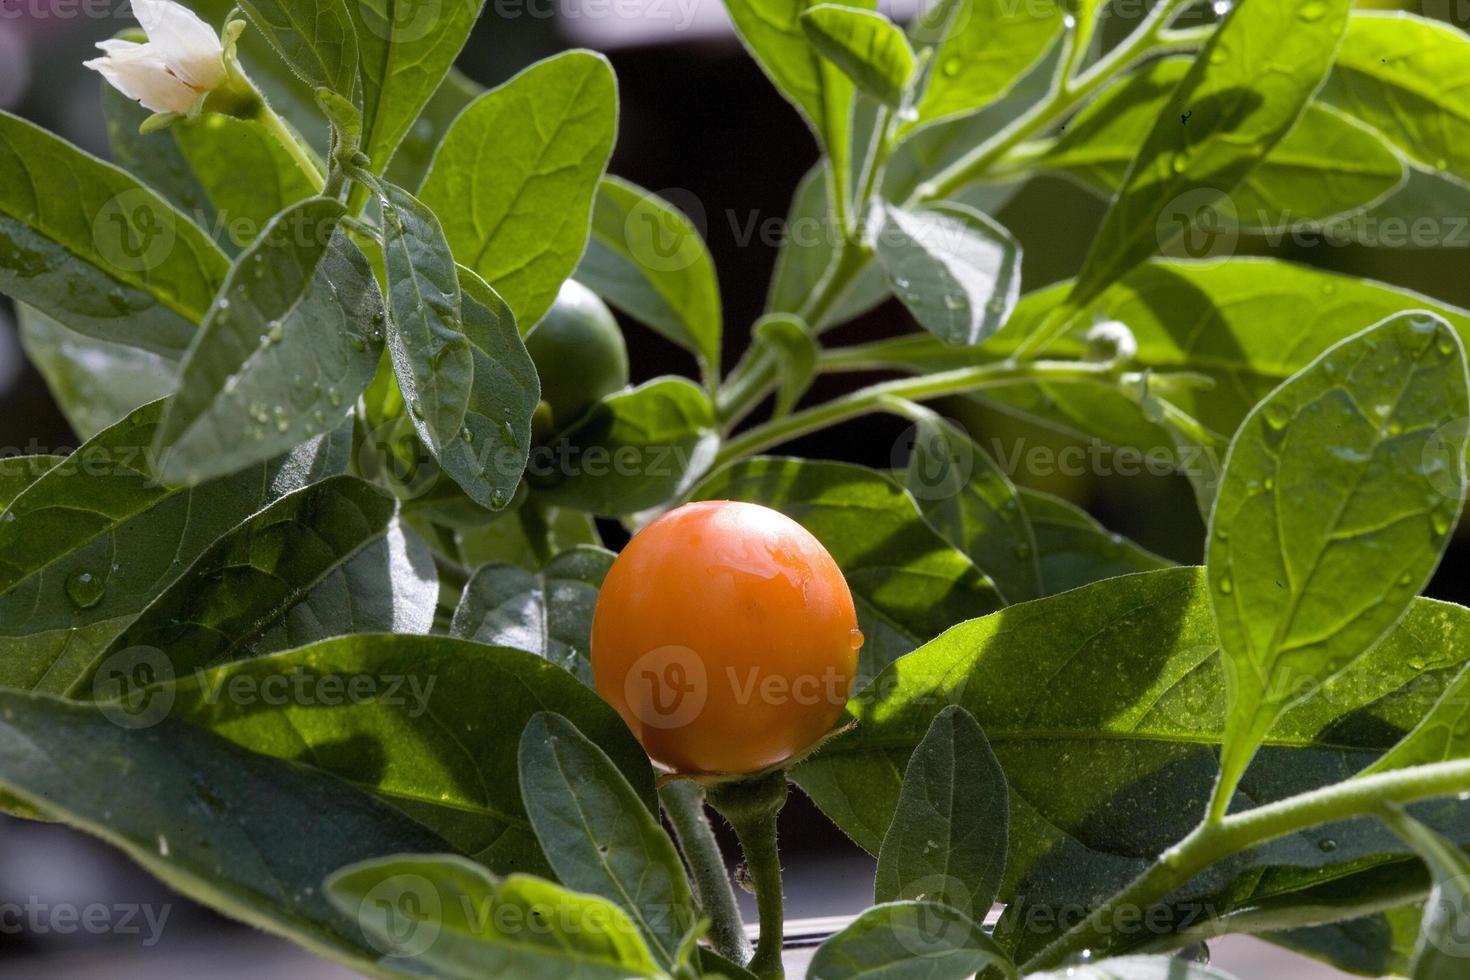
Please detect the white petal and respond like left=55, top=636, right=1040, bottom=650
left=130, top=0, right=224, bottom=89
left=85, top=51, right=200, bottom=115
left=95, top=38, right=144, bottom=56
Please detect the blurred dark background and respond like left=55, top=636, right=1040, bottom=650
left=0, top=0, right=1466, bottom=975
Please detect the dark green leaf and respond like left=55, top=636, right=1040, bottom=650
left=349, top=0, right=484, bottom=172
left=800, top=5, right=915, bottom=109
left=807, top=901, right=1015, bottom=979
left=531, top=378, right=718, bottom=516
left=154, top=197, right=384, bottom=485
left=1210, top=313, right=1470, bottom=796
left=576, top=175, right=722, bottom=375
left=518, top=712, right=697, bottom=966
left=326, top=853, right=662, bottom=979
left=691, top=457, right=1002, bottom=680
left=875, top=202, right=1021, bottom=346
left=165, top=636, right=655, bottom=874
left=0, top=110, right=229, bottom=358
left=380, top=181, right=475, bottom=454
left=0, top=455, right=60, bottom=510
left=75, top=477, right=412, bottom=689
left=1019, top=488, right=1171, bottom=597
left=0, top=688, right=446, bottom=970
left=236, top=0, right=359, bottom=98
left=16, top=305, right=178, bottom=439
left=0, top=401, right=348, bottom=694
left=454, top=502, right=601, bottom=570
left=1066, top=0, right=1351, bottom=314
left=451, top=545, right=614, bottom=685
left=421, top=51, right=618, bottom=328
left=875, top=705, right=1008, bottom=921
left=902, top=415, right=1040, bottom=604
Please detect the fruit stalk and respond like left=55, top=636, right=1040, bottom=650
left=659, top=781, right=753, bottom=964
left=707, top=772, right=790, bottom=979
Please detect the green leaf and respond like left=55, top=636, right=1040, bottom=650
left=1019, top=488, right=1171, bottom=597
left=755, top=313, right=819, bottom=417
left=0, top=401, right=349, bottom=694
left=530, top=378, right=718, bottom=516
left=326, top=854, right=663, bottom=979
left=875, top=705, right=1008, bottom=920
left=386, top=68, right=481, bottom=190
left=170, top=114, right=318, bottom=251
left=911, top=0, right=1064, bottom=128
left=1209, top=313, right=1470, bottom=798
left=74, top=477, right=417, bottom=690
left=0, top=110, right=230, bottom=358
left=154, top=197, right=384, bottom=485
left=380, top=180, right=475, bottom=454
left=1066, top=0, right=1352, bottom=313
left=875, top=202, right=1021, bottom=346
left=165, top=636, right=655, bottom=873
left=451, top=545, right=615, bottom=685
left=691, top=458, right=1002, bottom=678
left=800, top=5, right=915, bottom=109
left=1383, top=811, right=1470, bottom=980
left=721, top=0, right=874, bottom=226
left=236, top=0, right=359, bottom=98
left=518, top=712, right=697, bottom=967
left=1025, top=957, right=1238, bottom=979
left=349, top=0, right=484, bottom=172
left=101, top=85, right=221, bottom=246
left=792, top=567, right=1470, bottom=907
left=0, top=688, right=446, bottom=970
left=1366, top=660, right=1470, bottom=777
left=1038, top=58, right=1405, bottom=230
left=902, top=415, right=1040, bottom=604
left=16, top=305, right=178, bottom=439
left=454, top=501, right=601, bottom=570
left=0, top=456, right=60, bottom=510
left=421, top=51, right=618, bottom=328
left=807, top=901, right=1015, bottom=980
left=576, top=176, right=722, bottom=375
left=1320, top=12, right=1470, bottom=187
left=765, top=164, right=889, bottom=327
left=1265, top=908, right=1419, bottom=979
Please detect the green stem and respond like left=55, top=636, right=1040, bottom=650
left=707, top=773, right=790, bottom=980
left=659, top=782, right=752, bottom=965
left=254, top=103, right=327, bottom=193
left=1024, top=758, right=1470, bottom=972
left=714, top=360, right=1112, bottom=467
left=915, top=0, right=1194, bottom=204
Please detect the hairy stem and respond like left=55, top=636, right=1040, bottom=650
left=707, top=773, right=790, bottom=979
left=659, top=781, right=752, bottom=965
left=1025, top=758, right=1470, bottom=972
left=254, top=103, right=327, bottom=193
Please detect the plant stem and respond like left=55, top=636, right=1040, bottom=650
left=707, top=772, right=790, bottom=980
left=659, top=781, right=752, bottom=965
left=713, top=360, right=1111, bottom=467
left=1023, top=758, right=1470, bottom=972
left=254, top=103, right=327, bottom=193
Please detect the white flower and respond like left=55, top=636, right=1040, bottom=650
left=84, top=0, right=225, bottom=116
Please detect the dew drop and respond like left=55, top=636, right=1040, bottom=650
left=941, top=58, right=961, bottom=78
left=490, top=488, right=509, bottom=509
left=1297, top=0, right=1327, bottom=22
left=850, top=628, right=866, bottom=651
left=460, top=427, right=474, bottom=443
left=498, top=420, right=519, bottom=448
left=348, top=334, right=368, bottom=353
left=1317, top=838, right=1338, bottom=853
left=265, top=320, right=284, bottom=344
left=409, top=398, right=425, bottom=419
left=65, top=569, right=106, bottom=610
left=1013, top=542, right=1033, bottom=560
left=1218, top=575, right=1234, bottom=595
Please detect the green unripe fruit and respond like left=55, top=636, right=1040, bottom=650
left=525, top=279, right=630, bottom=429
